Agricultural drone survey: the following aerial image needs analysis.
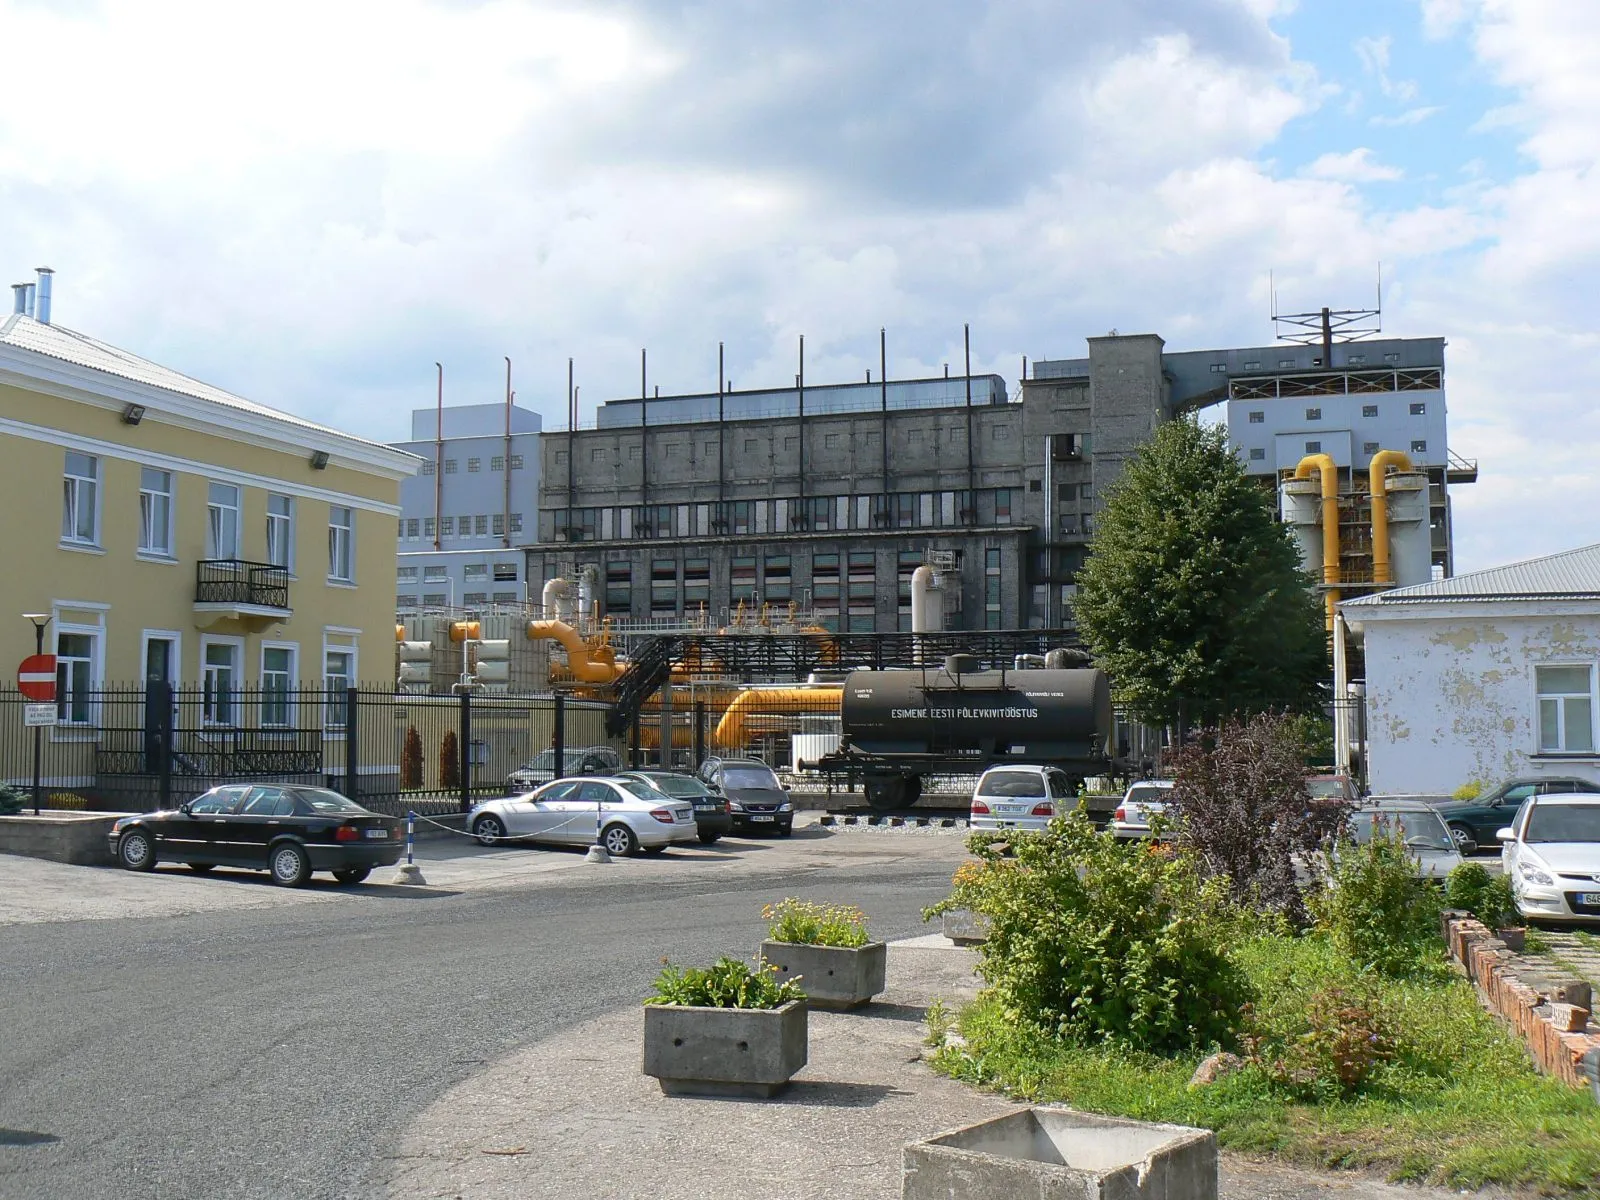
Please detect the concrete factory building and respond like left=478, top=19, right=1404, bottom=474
left=393, top=401, right=542, bottom=613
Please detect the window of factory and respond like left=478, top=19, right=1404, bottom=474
left=510, top=513, right=523, bottom=535
left=754, top=500, right=770, bottom=534
left=554, top=451, right=567, bottom=466
left=467, top=458, right=481, bottom=473
left=1305, top=407, right=1321, bottom=421
left=773, top=498, right=791, bottom=533
left=492, top=514, right=505, bottom=537
left=763, top=555, right=791, bottom=604
left=398, top=566, right=419, bottom=581
left=424, top=566, right=448, bottom=583
left=438, top=517, right=451, bottom=537
left=684, top=558, right=710, bottom=613
left=1248, top=411, right=1264, bottom=424
left=847, top=551, right=875, bottom=602
left=1249, top=448, right=1265, bottom=461
left=492, top=592, right=518, bottom=605
left=464, top=564, right=488, bottom=580
left=1410, top=402, right=1427, bottom=416
left=825, top=433, right=840, bottom=449
left=403, top=518, right=419, bottom=540
left=730, top=500, right=753, bottom=535
left=422, top=593, right=447, bottom=607
left=491, top=456, right=504, bottom=472
left=783, top=437, right=797, bottom=452
left=1305, top=441, right=1322, bottom=454
left=994, top=488, right=1014, bottom=524
left=650, top=559, right=678, bottom=616
left=801, top=496, right=831, bottom=531
left=1209, top=363, right=1227, bottom=374
left=676, top=505, right=690, bottom=537
left=396, top=593, right=418, bottom=609
left=919, top=493, right=935, bottom=524
left=1243, top=361, right=1260, bottom=370
left=836, top=495, right=850, bottom=531
left=1348, top=354, right=1367, bottom=365
left=744, top=439, right=758, bottom=453
left=1537, top=665, right=1596, bottom=753
left=1384, top=352, right=1401, bottom=363
left=664, top=443, right=679, bottom=458
left=493, top=563, right=518, bottom=582
left=474, top=514, right=490, bottom=536
left=984, top=548, right=1002, bottom=630
left=854, top=495, right=871, bottom=530
left=591, top=448, right=605, bottom=463
left=420, top=460, right=436, bottom=476
left=1060, top=513, right=1079, bottom=535
left=1363, top=441, right=1380, bottom=456
left=812, top=553, right=840, bottom=602
left=1411, top=440, right=1427, bottom=455
left=604, top=561, right=632, bottom=614
left=510, top=454, right=524, bottom=470
left=1363, top=404, right=1379, bottom=418
left=730, top=556, right=757, bottom=606
left=463, top=592, right=487, bottom=607
left=872, top=494, right=892, bottom=528
left=991, top=425, right=1011, bottom=441
left=895, top=492, right=916, bottom=528
left=1028, top=479, right=1042, bottom=494
left=628, top=445, right=640, bottom=460
left=569, top=509, right=597, bottom=541
left=444, top=459, right=458, bottom=474
left=1278, top=358, right=1296, bottom=368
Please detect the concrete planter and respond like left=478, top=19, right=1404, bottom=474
left=941, top=909, right=989, bottom=946
left=0, top=810, right=133, bottom=866
left=904, top=1107, right=1217, bottom=1200
left=761, top=940, right=887, bottom=1010
left=642, top=999, right=808, bottom=1098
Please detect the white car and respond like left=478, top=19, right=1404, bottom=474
left=1499, top=793, right=1600, bottom=923
left=1111, top=780, right=1174, bottom=838
left=969, top=765, right=1074, bottom=833
left=468, top=775, right=698, bottom=857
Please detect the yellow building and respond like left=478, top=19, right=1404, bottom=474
left=1, top=268, right=419, bottom=703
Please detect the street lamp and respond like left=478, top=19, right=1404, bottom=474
left=22, top=613, right=50, bottom=816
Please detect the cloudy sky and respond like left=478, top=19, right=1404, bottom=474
left=2, top=0, right=1593, bottom=572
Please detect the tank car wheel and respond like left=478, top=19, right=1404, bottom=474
left=864, top=776, right=904, bottom=812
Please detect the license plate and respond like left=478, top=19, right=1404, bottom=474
left=364, top=828, right=388, bottom=839
left=751, top=814, right=775, bottom=822
left=998, top=804, right=1024, bottom=815
left=1580, top=893, right=1600, bottom=906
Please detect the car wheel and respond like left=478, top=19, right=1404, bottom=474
left=601, top=823, right=638, bottom=857
left=778, top=825, right=793, bottom=838
left=332, top=866, right=371, bottom=885
left=118, top=829, right=157, bottom=872
left=186, top=863, right=215, bottom=874
left=698, top=831, right=721, bottom=845
left=1447, top=823, right=1477, bottom=855
left=269, top=842, right=312, bottom=888
left=473, top=814, right=507, bottom=846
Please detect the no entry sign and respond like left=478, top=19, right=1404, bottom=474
left=17, top=654, right=56, bottom=703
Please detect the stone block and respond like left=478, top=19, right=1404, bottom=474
left=942, top=909, right=990, bottom=946
left=642, top=999, right=807, bottom=1098
left=1552, top=980, right=1593, bottom=1012
left=761, top=940, right=887, bottom=1010
left=1550, top=1004, right=1592, bottom=1034
left=903, top=1107, right=1217, bottom=1200
left=0, top=811, right=133, bottom=866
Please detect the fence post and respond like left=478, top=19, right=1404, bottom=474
left=630, top=712, right=641, bottom=769
left=552, top=692, right=565, bottom=779
left=344, top=686, right=359, bottom=801
left=157, top=680, right=173, bottom=812
left=693, top=700, right=706, bottom=770
left=459, top=689, right=472, bottom=812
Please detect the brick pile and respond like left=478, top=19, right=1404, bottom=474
left=1443, top=910, right=1600, bottom=1090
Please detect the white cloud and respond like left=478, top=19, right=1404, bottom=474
left=1370, top=105, right=1444, bottom=126
left=1354, top=32, right=1420, bottom=102
left=1301, top=148, right=1404, bottom=182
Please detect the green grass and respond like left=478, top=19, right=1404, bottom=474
left=932, top=935, right=1600, bottom=1194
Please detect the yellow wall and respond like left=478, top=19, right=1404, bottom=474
left=0, top=379, right=406, bottom=686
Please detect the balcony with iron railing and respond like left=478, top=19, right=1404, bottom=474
left=194, top=560, right=292, bottom=624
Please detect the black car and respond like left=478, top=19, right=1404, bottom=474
left=615, top=770, right=732, bottom=844
left=109, top=784, right=403, bottom=887
left=1431, top=776, right=1600, bottom=854
left=701, top=758, right=793, bottom=836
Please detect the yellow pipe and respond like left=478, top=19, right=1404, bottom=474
left=712, top=687, right=841, bottom=749
left=1293, top=453, right=1341, bottom=630
left=526, top=619, right=621, bottom=683
left=1368, top=449, right=1414, bottom=586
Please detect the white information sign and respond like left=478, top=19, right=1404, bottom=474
left=24, top=703, right=57, bottom=727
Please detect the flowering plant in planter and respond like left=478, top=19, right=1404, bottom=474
left=761, top=898, right=886, bottom=1009
left=642, top=956, right=809, bottom=1097
left=762, top=898, right=870, bottom=947
left=645, top=956, right=804, bottom=1009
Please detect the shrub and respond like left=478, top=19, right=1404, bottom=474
left=439, top=730, right=460, bottom=791
left=1451, top=779, right=1484, bottom=802
left=400, top=725, right=424, bottom=791
left=1243, top=980, right=1397, bottom=1099
left=0, top=784, right=24, bottom=815
left=763, top=898, right=870, bottom=947
left=925, top=811, right=1250, bottom=1054
left=1168, top=712, right=1353, bottom=922
left=1309, top=829, right=1443, bottom=976
left=645, top=956, right=805, bottom=1009
left=48, top=792, right=87, bottom=811
left=1445, top=862, right=1518, bottom=929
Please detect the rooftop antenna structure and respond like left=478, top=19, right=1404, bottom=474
left=1270, top=265, right=1384, bottom=365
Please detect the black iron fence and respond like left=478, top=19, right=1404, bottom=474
left=195, top=559, right=291, bottom=610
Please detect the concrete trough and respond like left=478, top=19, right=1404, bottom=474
left=0, top=810, right=133, bottom=866
left=642, top=999, right=807, bottom=1098
left=761, top=940, right=887, bottom=1010
left=903, top=1107, right=1217, bottom=1200
left=941, top=909, right=990, bottom=946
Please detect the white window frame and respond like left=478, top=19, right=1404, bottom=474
left=138, top=467, right=175, bottom=559
left=54, top=620, right=103, bottom=727
left=322, top=638, right=358, bottom=732
left=328, top=505, right=355, bottom=583
left=1535, top=663, right=1597, bottom=755
left=207, top=482, right=242, bottom=560
left=266, top=493, right=295, bottom=573
left=61, top=451, right=101, bottom=547
left=200, top=635, right=244, bottom=726
left=260, top=642, right=299, bottom=728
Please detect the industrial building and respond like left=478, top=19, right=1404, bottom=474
left=392, top=400, right=542, bottom=612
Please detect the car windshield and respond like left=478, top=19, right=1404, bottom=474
left=1125, top=784, right=1170, bottom=805
left=618, top=780, right=671, bottom=801
left=1348, top=809, right=1453, bottom=850
left=722, top=767, right=780, bottom=790
left=1307, top=778, right=1349, bottom=799
left=1525, top=804, right=1600, bottom=843
left=520, top=751, right=554, bottom=771
left=642, top=775, right=709, bottom=798
left=295, top=789, right=370, bottom=815
left=979, top=772, right=1046, bottom=798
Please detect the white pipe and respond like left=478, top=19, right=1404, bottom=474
left=1333, top=609, right=1350, bottom=777
left=578, top=565, right=598, bottom=625
left=910, top=564, right=943, bottom=633
left=34, top=266, right=53, bottom=325
left=542, top=577, right=576, bottom=622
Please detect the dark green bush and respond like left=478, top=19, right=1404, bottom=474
left=925, top=811, right=1251, bottom=1054
left=1309, top=831, right=1443, bottom=976
left=1444, top=862, right=1518, bottom=929
left=0, top=784, right=25, bottom=815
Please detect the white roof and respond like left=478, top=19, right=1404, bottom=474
left=1344, top=542, right=1600, bottom=607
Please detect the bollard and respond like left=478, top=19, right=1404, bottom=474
left=393, top=810, right=428, bottom=885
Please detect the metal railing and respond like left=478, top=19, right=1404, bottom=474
left=196, top=560, right=291, bottom=610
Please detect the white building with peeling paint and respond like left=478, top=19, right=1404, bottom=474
left=1341, top=544, right=1600, bottom=795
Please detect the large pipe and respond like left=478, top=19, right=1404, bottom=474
left=1293, top=453, right=1340, bottom=630
left=542, top=577, right=576, bottom=622
left=713, top=686, right=841, bottom=750
left=502, top=357, right=513, bottom=548
left=910, top=564, right=943, bottom=634
left=11, top=283, right=26, bottom=315
left=433, top=363, right=444, bottom=551
left=34, top=266, right=52, bottom=325
left=526, top=619, right=619, bottom=684
left=1369, top=449, right=1415, bottom=586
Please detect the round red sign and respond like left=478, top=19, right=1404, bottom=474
left=17, top=654, right=56, bottom=703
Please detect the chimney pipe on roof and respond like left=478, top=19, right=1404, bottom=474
left=10, top=284, right=26, bottom=315
left=34, top=267, right=53, bottom=325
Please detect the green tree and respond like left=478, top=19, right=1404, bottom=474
left=1074, top=417, right=1326, bottom=728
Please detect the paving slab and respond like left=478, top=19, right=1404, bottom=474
left=383, top=942, right=1504, bottom=1200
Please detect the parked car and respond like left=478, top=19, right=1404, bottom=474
left=108, top=784, right=402, bottom=887
left=470, top=775, right=698, bottom=857
left=1432, top=776, right=1600, bottom=855
left=506, top=745, right=622, bottom=792
left=615, top=770, right=732, bottom=844
left=1307, top=773, right=1361, bottom=805
left=969, top=765, right=1075, bottom=834
left=1340, top=799, right=1463, bottom=879
left=1111, top=779, right=1174, bottom=838
left=699, top=758, right=793, bottom=836
left=1498, top=793, right=1600, bottom=923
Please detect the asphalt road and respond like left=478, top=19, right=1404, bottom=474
left=0, top=848, right=960, bottom=1200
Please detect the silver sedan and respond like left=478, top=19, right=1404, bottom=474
left=467, top=776, right=698, bottom=857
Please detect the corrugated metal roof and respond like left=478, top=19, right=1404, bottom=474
left=0, top=312, right=391, bottom=451
left=1344, top=543, right=1600, bottom=605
